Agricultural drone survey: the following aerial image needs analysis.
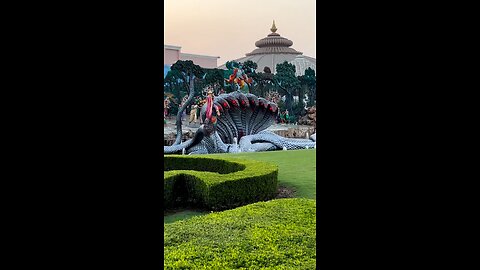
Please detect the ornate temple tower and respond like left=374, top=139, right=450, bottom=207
left=245, top=20, right=302, bottom=57
left=219, top=21, right=316, bottom=76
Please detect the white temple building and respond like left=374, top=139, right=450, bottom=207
left=219, top=21, right=316, bottom=76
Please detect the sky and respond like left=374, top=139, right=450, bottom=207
left=164, top=0, right=316, bottom=65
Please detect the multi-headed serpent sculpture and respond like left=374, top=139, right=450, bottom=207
left=164, top=90, right=316, bottom=155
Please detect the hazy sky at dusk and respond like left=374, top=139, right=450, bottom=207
left=164, top=0, right=316, bottom=65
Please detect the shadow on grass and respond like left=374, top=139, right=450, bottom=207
left=164, top=208, right=210, bottom=224
left=163, top=185, right=296, bottom=224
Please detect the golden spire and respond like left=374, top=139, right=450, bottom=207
left=271, top=20, right=277, bottom=33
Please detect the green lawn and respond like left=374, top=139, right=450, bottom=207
left=164, top=198, right=316, bottom=269
left=164, top=149, right=316, bottom=224
left=212, top=149, right=316, bottom=199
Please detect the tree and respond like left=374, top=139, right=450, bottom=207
left=241, top=60, right=257, bottom=76
left=203, top=68, right=225, bottom=95
left=300, top=68, right=316, bottom=106
left=164, top=69, right=184, bottom=109
left=170, top=60, right=205, bottom=145
left=292, top=68, right=317, bottom=121
left=273, top=61, right=300, bottom=121
left=247, top=65, right=275, bottom=98
left=249, top=72, right=272, bottom=98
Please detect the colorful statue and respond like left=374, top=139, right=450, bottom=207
left=164, top=97, right=170, bottom=118
left=205, top=88, right=221, bottom=126
left=189, top=104, right=198, bottom=124
left=165, top=91, right=316, bottom=155
left=266, top=91, right=281, bottom=104
left=225, top=62, right=253, bottom=93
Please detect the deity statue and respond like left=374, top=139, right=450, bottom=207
left=164, top=90, right=316, bottom=155
left=225, top=62, right=253, bottom=93
left=164, top=97, right=170, bottom=118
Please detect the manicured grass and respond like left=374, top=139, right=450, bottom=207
left=164, top=149, right=316, bottom=224
left=164, top=198, right=316, bottom=270
left=211, top=149, right=316, bottom=199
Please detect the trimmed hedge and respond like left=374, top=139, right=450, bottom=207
left=164, top=155, right=278, bottom=210
left=164, top=198, right=316, bottom=269
left=164, top=156, right=246, bottom=174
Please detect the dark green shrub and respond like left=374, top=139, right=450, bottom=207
left=164, top=155, right=278, bottom=210
left=164, top=156, right=245, bottom=174
left=164, top=198, right=316, bottom=269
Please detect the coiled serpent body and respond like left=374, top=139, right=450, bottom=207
left=164, top=91, right=316, bottom=155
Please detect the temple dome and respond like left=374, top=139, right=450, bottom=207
left=219, top=21, right=315, bottom=76
left=246, top=21, right=301, bottom=56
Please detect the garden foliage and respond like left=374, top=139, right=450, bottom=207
left=164, top=198, right=316, bottom=270
left=164, top=155, right=278, bottom=210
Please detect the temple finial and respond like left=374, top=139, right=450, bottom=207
left=271, top=20, right=277, bottom=33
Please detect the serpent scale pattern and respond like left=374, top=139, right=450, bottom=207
left=164, top=91, right=316, bottom=155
